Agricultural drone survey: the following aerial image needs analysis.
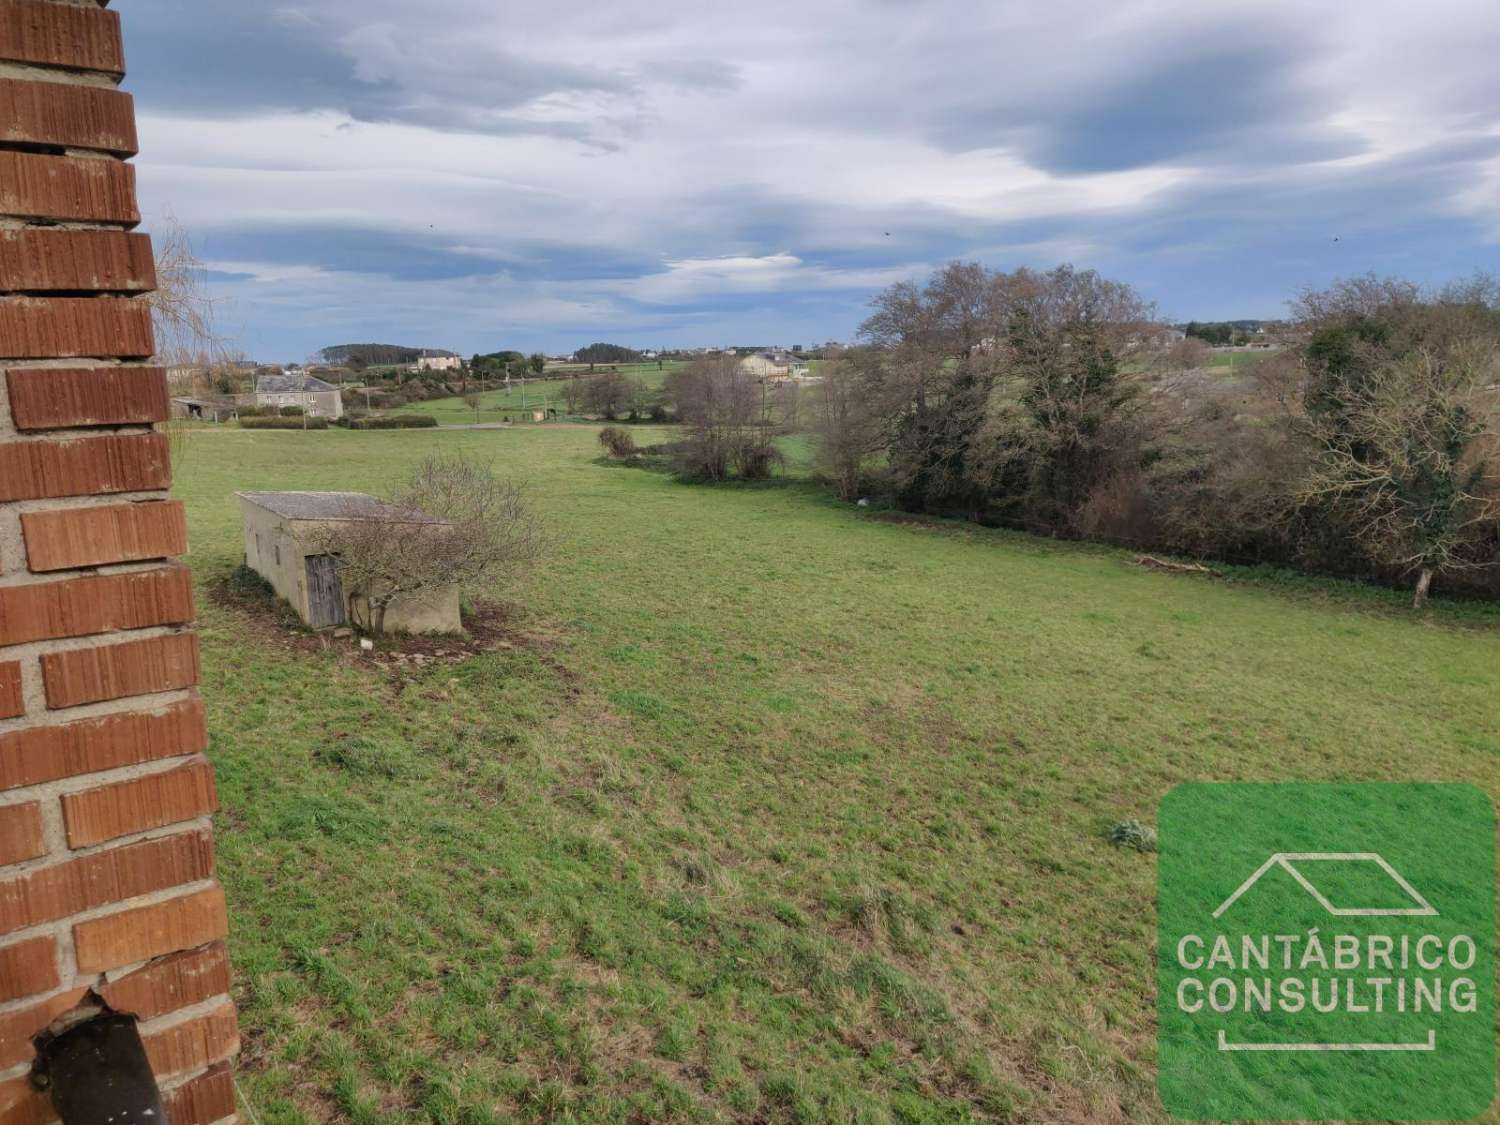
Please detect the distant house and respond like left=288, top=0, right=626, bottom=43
left=237, top=491, right=461, bottom=633
left=254, top=373, right=344, bottom=418
left=415, top=351, right=462, bottom=372
left=738, top=352, right=811, bottom=381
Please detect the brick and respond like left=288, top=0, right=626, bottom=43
left=0, top=935, right=55, bottom=1002
left=72, top=884, right=226, bottom=973
left=143, top=1000, right=237, bottom=1080
left=0, top=566, right=194, bottom=647
left=0, top=1073, right=50, bottom=1125
left=0, top=663, right=19, bottom=720
left=0, top=77, right=136, bottom=155
left=0, top=432, right=169, bottom=501
left=0, top=986, right=86, bottom=1069
left=0, top=0, right=124, bottom=74
left=162, top=1061, right=235, bottom=1125
left=99, top=941, right=229, bottom=1021
left=0, top=229, right=155, bottom=292
left=5, top=366, right=168, bottom=430
left=22, top=500, right=187, bottom=571
left=0, top=829, right=213, bottom=937
left=0, top=150, right=137, bottom=224
left=62, top=757, right=216, bottom=848
left=0, top=698, right=206, bottom=793
left=42, top=631, right=199, bottom=709
left=0, top=296, right=153, bottom=360
left=0, top=801, right=43, bottom=865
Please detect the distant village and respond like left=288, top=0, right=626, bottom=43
left=167, top=342, right=835, bottom=422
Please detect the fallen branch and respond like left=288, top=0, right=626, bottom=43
left=1133, top=554, right=1223, bottom=578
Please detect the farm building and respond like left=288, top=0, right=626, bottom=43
left=172, top=395, right=239, bottom=422
left=415, top=350, right=463, bottom=372
left=237, top=491, right=461, bottom=634
left=254, top=373, right=345, bottom=418
left=738, top=352, right=811, bottom=381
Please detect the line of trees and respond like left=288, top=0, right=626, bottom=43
left=807, top=263, right=1499, bottom=606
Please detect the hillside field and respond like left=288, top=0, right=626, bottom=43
left=175, top=426, right=1500, bottom=1122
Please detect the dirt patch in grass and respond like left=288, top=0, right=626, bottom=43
left=206, top=567, right=554, bottom=668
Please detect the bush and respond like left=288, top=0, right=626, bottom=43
left=597, top=426, right=637, bottom=458
left=240, top=416, right=329, bottom=430
left=350, top=414, right=440, bottom=430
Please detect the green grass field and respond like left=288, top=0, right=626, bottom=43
left=174, top=426, right=1500, bottom=1122
left=400, top=365, right=680, bottom=425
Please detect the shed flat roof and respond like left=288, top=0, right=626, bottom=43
left=236, top=491, right=443, bottom=523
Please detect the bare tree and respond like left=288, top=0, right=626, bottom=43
left=1289, top=275, right=1500, bottom=605
left=462, top=393, right=482, bottom=423
left=562, top=375, right=583, bottom=415
left=667, top=355, right=782, bottom=480
left=313, top=455, right=546, bottom=635
left=583, top=370, right=636, bottom=419
left=1296, top=344, right=1497, bottom=606
left=813, top=358, right=884, bottom=500
left=148, top=215, right=235, bottom=379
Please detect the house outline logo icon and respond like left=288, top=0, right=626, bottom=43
left=1213, top=851, right=1438, bottom=920
left=1210, top=851, right=1440, bottom=1053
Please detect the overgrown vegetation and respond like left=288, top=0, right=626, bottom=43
left=597, top=426, right=638, bottom=458
left=810, top=263, right=1500, bottom=605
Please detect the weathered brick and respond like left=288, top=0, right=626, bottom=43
left=143, top=1000, right=238, bottom=1081
left=72, top=884, right=226, bottom=973
left=0, top=1073, right=50, bottom=1125
left=4, top=366, right=168, bottom=430
left=99, top=941, right=230, bottom=1021
left=0, top=566, right=194, bottom=647
left=62, top=757, right=216, bottom=848
left=0, top=432, right=169, bottom=501
left=0, top=0, right=124, bottom=75
left=0, top=800, right=43, bottom=865
left=0, top=829, right=214, bottom=936
left=0, top=935, right=55, bottom=1002
left=22, top=500, right=187, bottom=571
left=161, top=1061, right=235, bottom=1125
left=0, top=150, right=137, bottom=224
left=0, top=296, right=154, bottom=360
left=0, top=229, right=155, bottom=292
left=0, top=698, right=206, bottom=793
left=42, top=631, right=199, bottom=709
left=0, top=77, right=136, bottom=155
left=0, top=663, right=19, bottom=720
left=0, top=986, right=86, bottom=1069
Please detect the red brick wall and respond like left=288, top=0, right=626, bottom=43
left=0, top=2, right=237, bottom=1121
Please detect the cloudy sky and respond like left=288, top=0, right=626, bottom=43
left=122, top=0, right=1500, bottom=361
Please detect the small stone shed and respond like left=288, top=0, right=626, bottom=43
left=237, top=491, right=462, bottom=633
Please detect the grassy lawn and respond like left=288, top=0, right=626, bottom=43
left=174, top=427, right=1500, bottom=1122
left=1206, top=350, right=1269, bottom=373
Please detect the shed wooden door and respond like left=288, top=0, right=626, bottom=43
left=305, top=554, right=346, bottom=628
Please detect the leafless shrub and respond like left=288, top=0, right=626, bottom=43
left=597, top=426, right=637, bottom=458
left=313, top=454, right=546, bottom=635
